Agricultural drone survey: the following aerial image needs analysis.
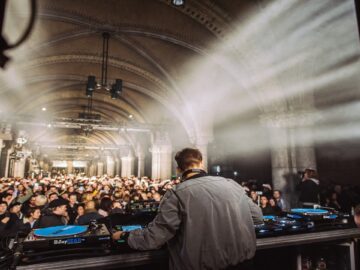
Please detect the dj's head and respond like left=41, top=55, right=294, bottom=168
left=175, top=148, right=203, bottom=173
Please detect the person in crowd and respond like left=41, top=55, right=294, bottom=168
left=297, top=168, right=320, bottom=207
left=260, top=195, right=275, bottom=215
left=273, top=190, right=288, bottom=212
left=110, top=200, right=124, bottom=214
left=98, top=197, right=112, bottom=217
left=328, top=192, right=342, bottom=210
left=0, top=201, right=10, bottom=236
left=34, top=194, right=48, bottom=209
left=15, top=181, right=33, bottom=204
left=152, top=192, right=161, bottom=202
left=113, top=147, right=263, bottom=270
left=36, top=198, right=69, bottom=228
left=2, top=193, right=14, bottom=206
left=0, top=201, right=25, bottom=236
left=9, top=202, right=23, bottom=219
left=48, top=192, right=59, bottom=202
left=269, top=198, right=282, bottom=216
left=77, top=200, right=103, bottom=225
left=334, top=184, right=352, bottom=212
left=21, top=195, right=37, bottom=216
left=250, top=190, right=259, bottom=205
left=67, top=193, right=78, bottom=224
left=74, top=203, right=85, bottom=224
left=23, top=207, right=41, bottom=230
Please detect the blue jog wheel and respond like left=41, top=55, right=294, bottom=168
left=34, top=225, right=88, bottom=237
left=263, top=215, right=276, bottom=221
left=291, top=208, right=328, bottom=215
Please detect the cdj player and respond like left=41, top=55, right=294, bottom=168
left=23, top=223, right=111, bottom=251
left=19, top=222, right=111, bottom=264
left=286, top=208, right=351, bottom=229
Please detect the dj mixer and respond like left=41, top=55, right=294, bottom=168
left=255, top=215, right=315, bottom=237
left=128, top=200, right=160, bottom=214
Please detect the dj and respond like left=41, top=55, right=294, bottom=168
left=113, top=148, right=263, bottom=270
left=36, top=198, right=69, bottom=228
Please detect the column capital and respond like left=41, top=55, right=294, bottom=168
left=150, top=144, right=172, bottom=154
left=152, top=131, right=171, bottom=145
left=260, top=110, right=321, bottom=128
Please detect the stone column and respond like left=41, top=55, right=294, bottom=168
left=137, top=154, right=145, bottom=177
left=135, top=144, right=145, bottom=178
left=88, top=162, right=97, bottom=176
left=294, top=126, right=317, bottom=171
left=0, top=139, right=3, bottom=168
left=0, top=123, right=14, bottom=177
left=13, top=146, right=31, bottom=178
left=97, top=161, right=104, bottom=176
left=67, top=161, right=73, bottom=174
left=115, top=158, right=120, bottom=176
left=14, top=158, right=26, bottom=178
left=150, top=131, right=172, bottom=180
left=121, top=152, right=134, bottom=178
left=106, top=155, right=115, bottom=177
left=260, top=110, right=318, bottom=206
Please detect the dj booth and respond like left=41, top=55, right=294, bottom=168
left=13, top=228, right=360, bottom=270
left=4, top=205, right=360, bottom=270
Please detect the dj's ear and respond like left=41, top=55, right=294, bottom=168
left=199, top=161, right=205, bottom=170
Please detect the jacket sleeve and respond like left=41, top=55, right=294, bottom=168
left=245, top=195, right=263, bottom=225
left=16, top=188, right=33, bottom=204
left=127, top=189, right=181, bottom=250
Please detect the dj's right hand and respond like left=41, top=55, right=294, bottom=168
left=112, top=231, right=123, bottom=240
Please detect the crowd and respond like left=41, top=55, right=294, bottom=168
left=1, top=171, right=360, bottom=238
left=0, top=175, right=177, bottom=237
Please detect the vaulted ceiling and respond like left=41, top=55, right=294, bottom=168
left=1, top=0, right=253, bottom=156
left=1, top=0, right=359, bottom=162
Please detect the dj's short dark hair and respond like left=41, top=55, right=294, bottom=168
left=175, top=148, right=202, bottom=171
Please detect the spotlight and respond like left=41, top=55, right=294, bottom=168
left=110, top=79, right=122, bottom=99
left=42, top=107, right=47, bottom=111
left=128, top=114, right=133, bottom=119
left=86, top=75, right=96, bottom=97
left=171, top=0, right=185, bottom=6
left=47, top=123, right=52, bottom=128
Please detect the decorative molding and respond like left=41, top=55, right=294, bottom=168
left=260, top=110, right=321, bottom=128
left=157, top=0, right=232, bottom=38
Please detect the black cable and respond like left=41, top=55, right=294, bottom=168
left=6, top=0, right=37, bottom=49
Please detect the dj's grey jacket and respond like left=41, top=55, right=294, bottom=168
left=128, top=175, right=263, bottom=270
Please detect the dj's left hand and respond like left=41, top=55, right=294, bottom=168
left=112, top=231, right=123, bottom=240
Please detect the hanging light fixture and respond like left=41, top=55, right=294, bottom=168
left=85, top=32, right=123, bottom=99
left=83, top=32, right=123, bottom=135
